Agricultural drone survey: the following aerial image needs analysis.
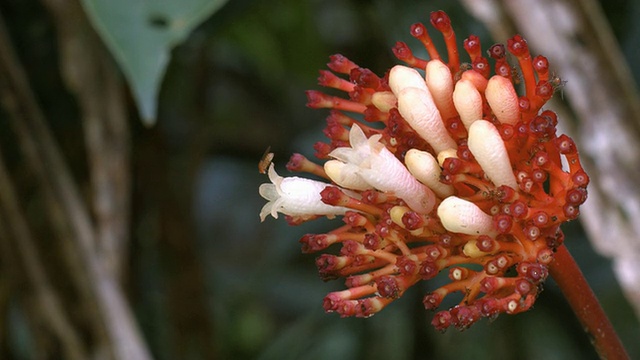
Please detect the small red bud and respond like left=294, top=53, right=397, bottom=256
left=340, top=240, right=364, bottom=256
left=376, top=275, right=401, bottom=299
left=487, top=44, right=506, bottom=59
left=533, top=55, right=549, bottom=75
left=515, top=279, right=533, bottom=295
left=396, top=256, right=418, bottom=276
left=431, top=311, right=453, bottom=331
left=535, top=80, right=554, bottom=100
left=423, top=292, right=443, bottom=310
left=430, top=10, right=452, bottom=33
left=463, top=35, right=482, bottom=59
left=363, top=233, right=382, bottom=250
left=350, top=67, right=381, bottom=88
left=476, top=235, right=496, bottom=252
left=532, top=211, right=549, bottom=227
left=493, top=214, right=513, bottom=233
left=566, top=187, right=588, bottom=206
left=327, top=54, right=358, bottom=74
left=518, top=96, right=531, bottom=112
left=402, top=211, right=424, bottom=230
left=507, top=35, right=529, bottom=57
left=555, top=134, right=577, bottom=154
left=419, top=261, right=439, bottom=280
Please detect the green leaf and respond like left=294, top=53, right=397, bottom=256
left=81, top=0, right=228, bottom=125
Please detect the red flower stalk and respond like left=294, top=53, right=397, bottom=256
left=259, top=9, right=627, bottom=358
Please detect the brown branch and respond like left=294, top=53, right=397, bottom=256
left=0, top=7, right=102, bottom=342
left=0, top=148, right=87, bottom=360
left=41, top=0, right=131, bottom=280
left=0, top=8, right=151, bottom=360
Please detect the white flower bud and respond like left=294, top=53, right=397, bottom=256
left=404, top=149, right=454, bottom=198
left=468, top=120, right=518, bottom=189
left=437, top=196, right=495, bottom=235
left=425, top=60, right=456, bottom=120
left=461, top=70, right=488, bottom=92
left=486, top=75, right=519, bottom=124
left=396, top=87, right=457, bottom=154
left=388, top=65, right=428, bottom=94
left=452, top=79, right=482, bottom=129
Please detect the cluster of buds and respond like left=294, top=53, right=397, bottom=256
left=259, top=10, right=589, bottom=330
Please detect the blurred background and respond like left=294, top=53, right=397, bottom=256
left=0, top=0, right=638, bottom=359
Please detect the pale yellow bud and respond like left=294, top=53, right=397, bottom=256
left=437, top=196, right=495, bottom=236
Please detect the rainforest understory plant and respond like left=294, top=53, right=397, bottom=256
left=259, top=9, right=628, bottom=359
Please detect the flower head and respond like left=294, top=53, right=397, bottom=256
left=259, top=10, right=589, bottom=330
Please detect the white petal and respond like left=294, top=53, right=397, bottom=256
left=258, top=183, right=278, bottom=201
left=267, top=162, right=284, bottom=187
left=324, top=160, right=371, bottom=191
left=329, top=125, right=376, bottom=165
left=259, top=201, right=275, bottom=222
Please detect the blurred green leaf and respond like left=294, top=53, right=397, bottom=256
left=81, top=0, right=228, bottom=125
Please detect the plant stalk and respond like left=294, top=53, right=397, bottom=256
left=549, top=244, right=629, bottom=360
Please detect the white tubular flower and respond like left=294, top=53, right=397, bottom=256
left=324, top=159, right=371, bottom=191
left=437, top=196, right=496, bottom=236
left=390, top=65, right=457, bottom=154
left=468, top=120, right=518, bottom=189
left=486, top=75, right=519, bottom=125
left=452, top=79, right=482, bottom=129
left=259, top=164, right=348, bottom=221
left=396, top=87, right=457, bottom=154
left=425, top=60, right=456, bottom=120
left=388, top=65, right=428, bottom=94
left=330, top=125, right=436, bottom=214
left=404, top=149, right=454, bottom=198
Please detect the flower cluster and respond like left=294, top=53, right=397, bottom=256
left=259, top=10, right=589, bottom=330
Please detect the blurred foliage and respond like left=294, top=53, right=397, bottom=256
left=1, top=0, right=639, bottom=359
left=82, top=0, right=229, bottom=124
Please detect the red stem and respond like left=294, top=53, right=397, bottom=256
left=549, top=245, right=629, bottom=360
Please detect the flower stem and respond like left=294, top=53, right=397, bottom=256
left=549, top=244, right=629, bottom=359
